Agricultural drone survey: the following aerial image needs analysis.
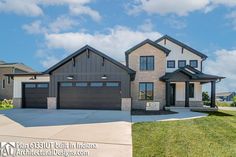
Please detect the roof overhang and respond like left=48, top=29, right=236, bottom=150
left=160, top=65, right=225, bottom=82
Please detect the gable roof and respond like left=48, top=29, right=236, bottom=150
left=160, top=65, right=225, bottom=81
left=125, top=39, right=171, bottom=56
left=0, top=62, right=35, bottom=73
left=44, top=45, right=136, bottom=77
left=155, top=35, right=208, bottom=59
left=216, top=92, right=235, bottom=97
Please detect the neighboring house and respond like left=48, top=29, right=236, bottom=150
left=0, top=61, right=35, bottom=100
left=216, top=92, right=236, bottom=102
left=7, top=35, right=225, bottom=110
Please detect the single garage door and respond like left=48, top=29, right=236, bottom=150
left=22, top=83, right=49, bottom=108
left=59, top=82, right=121, bottom=110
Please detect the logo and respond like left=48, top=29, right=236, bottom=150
left=0, top=142, right=16, bottom=157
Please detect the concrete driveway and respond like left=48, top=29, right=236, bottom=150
left=0, top=109, right=132, bottom=157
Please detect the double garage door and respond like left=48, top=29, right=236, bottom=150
left=22, top=83, right=49, bottom=108
left=59, top=82, right=121, bottom=110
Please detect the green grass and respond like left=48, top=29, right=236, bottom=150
left=132, top=110, right=236, bottom=157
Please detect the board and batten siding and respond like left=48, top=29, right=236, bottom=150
left=49, top=50, right=131, bottom=98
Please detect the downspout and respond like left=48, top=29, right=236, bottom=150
left=200, top=58, right=206, bottom=72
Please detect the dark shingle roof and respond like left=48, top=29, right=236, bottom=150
left=155, top=35, right=208, bottom=59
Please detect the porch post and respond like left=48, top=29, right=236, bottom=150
left=185, top=81, right=190, bottom=107
left=211, top=81, right=216, bottom=108
left=166, top=81, right=171, bottom=107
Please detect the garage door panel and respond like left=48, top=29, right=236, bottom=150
left=23, top=83, right=49, bottom=108
left=59, top=82, right=121, bottom=110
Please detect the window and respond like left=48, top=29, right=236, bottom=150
left=140, top=56, right=154, bottom=71
left=37, top=84, right=48, bottom=88
left=25, top=84, right=36, bottom=88
left=189, top=83, right=194, bottom=98
left=90, top=82, right=103, bottom=87
left=76, top=82, right=88, bottom=87
left=60, top=83, right=73, bottom=87
left=139, top=83, right=154, bottom=100
left=2, top=79, right=5, bottom=89
left=106, top=82, right=119, bottom=87
left=167, top=60, right=175, bottom=68
left=178, top=60, right=186, bottom=68
left=190, top=60, right=198, bottom=68
left=7, top=76, right=11, bottom=84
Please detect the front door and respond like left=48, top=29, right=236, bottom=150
left=170, top=84, right=176, bottom=106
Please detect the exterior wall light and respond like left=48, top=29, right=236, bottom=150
left=101, top=75, right=107, bottom=80
left=66, top=75, right=74, bottom=80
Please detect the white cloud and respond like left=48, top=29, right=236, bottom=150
left=204, top=49, right=236, bottom=92
left=128, top=0, right=236, bottom=16
left=128, top=0, right=210, bottom=16
left=0, top=0, right=43, bottom=16
left=165, top=16, right=187, bottom=29
left=34, top=26, right=161, bottom=68
left=0, top=0, right=101, bottom=21
left=22, top=16, right=78, bottom=34
left=138, top=19, right=154, bottom=32
left=69, top=5, right=101, bottom=22
left=226, top=11, right=236, bottom=30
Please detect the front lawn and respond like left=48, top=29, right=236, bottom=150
left=132, top=110, right=236, bottom=157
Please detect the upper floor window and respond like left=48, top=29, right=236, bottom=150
left=190, top=60, right=198, bottom=68
left=139, top=82, right=154, bottom=100
left=189, top=83, right=194, bottom=98
left=178, top=60, right=186, bottom=68
left=2, top=79, right=5, bottom=89
left=140, top=56, right=154, bottom=71
left=167, top=60, right=175, bottom=68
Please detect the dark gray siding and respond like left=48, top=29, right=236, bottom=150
left=49, top=50, right=131, bottom=98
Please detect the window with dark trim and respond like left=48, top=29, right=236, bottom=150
left=76, top=82, right=88, bottom=87
left=25, top=84, right=36, bottom=88
left=140, top=56, right=154, bottom=71
left=2, top=79, right=5, bottom=89
left=190, top=60, right=198, bottom=68
left=139, top=82, right=154, bottom=100
left=189, top=83, right=194, bottom=98
left=90, top=82, right=103, bottom=87
left=37, top=84, right=48, bottom=88
left=167, top=60, right=175, bottom=68
left=178, top=60, right=186, bottom=68
left=106, top=82, right=119, bottom=87
left=7, top=76, right=11, bottom=84
left=60, top=83, right=73, bottom=87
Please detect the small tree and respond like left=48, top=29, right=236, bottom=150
left=231, top=96, right=236, bottom=107
left=202, top=91, right=210, bottom=102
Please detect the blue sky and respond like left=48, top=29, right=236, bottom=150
left=0, top=0, right=236, bottom=92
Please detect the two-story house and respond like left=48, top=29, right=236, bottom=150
left=126, top=35, right=224, bottom=110
left=8, top=35, right=224, bottom=110
left=0, top=61, right=35, bottom=100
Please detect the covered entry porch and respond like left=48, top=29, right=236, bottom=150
left=160, top=66, right=225, bottom=108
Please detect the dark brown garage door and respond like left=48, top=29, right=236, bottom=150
left=59, top=82, right=121, bottom=110
left=22, top=83, right=49, bottom=108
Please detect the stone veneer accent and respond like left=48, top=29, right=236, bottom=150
left=47, top=97, right=57, bottom=109
left=175, top=101, right=203, bottom=107
left=13, top=98, right=21, bottom=108
left=128, top=43, right=166, bottom=109
left=121, top=98, right=132, bottom=111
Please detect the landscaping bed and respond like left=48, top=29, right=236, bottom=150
left=132, top=110, right=236, bottom=157
left=0, top=99, right=13, bottom=110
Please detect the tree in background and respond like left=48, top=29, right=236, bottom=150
left=202, top=91, right=210, bottom=106
left=231, top=96, right=236, bottom=107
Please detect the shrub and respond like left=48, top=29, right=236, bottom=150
left=231, top=96, right=236, bottom=107
left=0, top=99, right=13, bottom=109
left=216, top=101, right=231, bottom=107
